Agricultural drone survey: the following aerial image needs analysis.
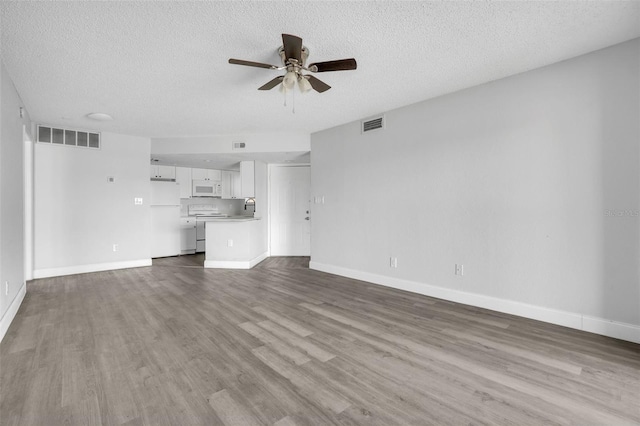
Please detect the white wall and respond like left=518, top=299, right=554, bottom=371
left=310, top=39, right=640, bottom=342
left=0, top=61, right=31, bottom=342
left=254, top=160, right=268, bottom=256
left=151, top=133, right=310, bottom=155
left=34, top=132, right=152, bottom=277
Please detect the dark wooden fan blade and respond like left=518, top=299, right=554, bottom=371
left=282, top=34, right=303, bottom=62
left=306, top=75, right=331, bottom=93
left=229, top=58, right=278, bottom=69
left=258, top=76, right=284, bottom=90
left=309, top=58, right=357, bottom=72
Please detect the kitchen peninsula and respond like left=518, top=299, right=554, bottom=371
left=204, top=217, right=267, bottom=269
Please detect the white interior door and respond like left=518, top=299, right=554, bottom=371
left=269, top=165, right=310, bottom=256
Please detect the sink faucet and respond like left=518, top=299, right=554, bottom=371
left=244, top=197, right=256, bottom=212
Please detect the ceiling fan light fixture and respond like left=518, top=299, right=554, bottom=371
left=298, top=75, right=312, bottom=93
left=86, top=112, right=113, bottom=121
left=282, top=71, right=297, bottom=90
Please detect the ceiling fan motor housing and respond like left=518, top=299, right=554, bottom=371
left=279, top=46, right=309, bottom=69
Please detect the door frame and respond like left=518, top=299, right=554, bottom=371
left=267, top=163, right=311, bottom=257
left=23, top=125, right=34, bottom=281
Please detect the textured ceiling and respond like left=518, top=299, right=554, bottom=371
left=1, top=1, right=639, bottom=139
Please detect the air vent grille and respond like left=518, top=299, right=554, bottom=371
left=37, top=125, right=100, bottom=149
left=361, top=115, right=384, bottom=133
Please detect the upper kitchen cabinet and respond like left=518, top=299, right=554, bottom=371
left=150, top=165, right=176, bottom=180
left=192, top=168, right=222, bottom=181
left=175, top=167, right=192, bottom=199
left=232, top=171, right=242, bottom=198
left=222, top=171, right=242, bottom=199
left=240, top=161, right=255, bottom=198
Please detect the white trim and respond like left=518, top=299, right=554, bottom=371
left=23, top=126, right=34, bottom=281
left=582, top=315, right=640, bottom=344
left=309, top=261, right=640, bottom=344
left=33, top=259, right=152, bottom=279
left=0, top=282, right=27, bottom=343
left=204, top=252, right=268, bottom=269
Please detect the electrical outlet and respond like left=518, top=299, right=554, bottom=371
left=390, top=257, right=398, bottom=268
left=113, top=244, right=119, bottom=252
left=227, top=239, right=233, bottom=247
left=134, top=197, right=143, bottom=205
left=455, top=264, right=464, bottom=276
left=4, top=281, right=8, bottom=295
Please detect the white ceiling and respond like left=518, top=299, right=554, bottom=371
left=1, top=1, right=639, bottom=140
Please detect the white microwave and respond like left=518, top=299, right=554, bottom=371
left=192, top=180, right=222, bottom=197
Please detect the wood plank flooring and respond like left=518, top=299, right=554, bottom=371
left=1, top=256, right=639, bottom=425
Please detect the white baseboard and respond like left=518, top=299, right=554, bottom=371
left=0, top=282, right=27, bottom=343
left=582, top=315, right=640, bottom=343
left=309, top=261, right=640, bottom=344
left=205, top=252, right=269, bottom=269
left=33, top=259, right=152, bottom=279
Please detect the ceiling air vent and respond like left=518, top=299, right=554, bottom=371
left=37, top=125, right=100, bottom=149
left=361, top=115, right=384, bottom=133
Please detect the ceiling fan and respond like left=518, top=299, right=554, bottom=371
left=229, top=34, right=357, bottom=93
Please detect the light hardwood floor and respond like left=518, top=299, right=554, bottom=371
left=1, top=256, right=639, bottom=425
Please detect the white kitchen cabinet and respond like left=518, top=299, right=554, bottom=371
left=192, top=168, right=221, bottom=181
left=150, top=165, right=176, bottom=180
left=180, top=217, right=196, bottom=254
left=221, top=171, right=232, bottom=199
left=231, top=171, right=241, bottom=198
left=240, top=161, right=255, bottom=198
left=221, top=170, right=242, bottom=199
left=175, top=167, right=192, bottom=199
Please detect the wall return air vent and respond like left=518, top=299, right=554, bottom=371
left=37, top=125, right=100, bottom=149
left=361, top=115, right=385, bottom=133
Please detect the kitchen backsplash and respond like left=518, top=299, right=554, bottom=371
left=180, top=198, right=249, bottom=217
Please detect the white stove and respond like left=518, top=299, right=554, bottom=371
left=189, top=204, right=224, bottom=217
left=189, top=205, right=227, bottom=252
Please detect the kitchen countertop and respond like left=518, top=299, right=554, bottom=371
left=183, top=215, right=259, bottom=222
left=205, top=216, right=260, bottom=222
